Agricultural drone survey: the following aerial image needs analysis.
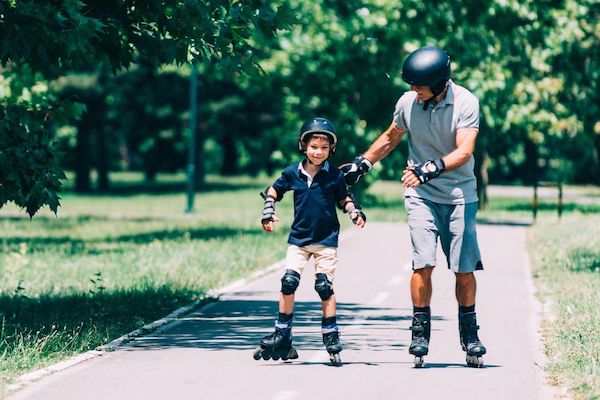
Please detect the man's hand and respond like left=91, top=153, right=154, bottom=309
left=261, top=195, right=278, bottom=232
left=340, top=155, right=373, bottom=186
left=402, top=158, right=445, bottom=188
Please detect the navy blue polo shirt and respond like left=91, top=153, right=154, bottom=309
left=272, top=161, right=348, bottom=248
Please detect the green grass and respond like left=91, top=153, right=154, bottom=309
left=528, top=215, right=600, bottom=399
left=0, top=174, right=290, bottom=388
left=0, top=174, right=598, bottom=395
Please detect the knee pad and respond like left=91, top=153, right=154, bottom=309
left=281, top=269, right=301, bottom=295
left=314, top=273, right=334, bottom=301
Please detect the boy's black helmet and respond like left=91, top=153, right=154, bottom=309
left=402, top=46, right=451, bottom=90
left=298, top=117, right=337, bottom=154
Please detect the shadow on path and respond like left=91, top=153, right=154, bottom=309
left=120, top=298, right=442, bottom=353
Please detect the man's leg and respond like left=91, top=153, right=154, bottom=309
left=445, top=203, right=486, bottom=366
left=456, top=274, right=486, bottom=366
left=455, top=271, right=476, bottom=306
left=408, top=266, right=434, bottom=364
left=404, top=196, right=439, bottom=365
left=411, top=266, right=434, bottom=307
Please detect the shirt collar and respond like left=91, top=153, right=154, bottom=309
left=298, top=160, right=330, bottom=172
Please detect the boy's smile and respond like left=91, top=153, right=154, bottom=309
left=305, top=137, right=331, bottom=166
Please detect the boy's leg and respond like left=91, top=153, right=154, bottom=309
left=253, top=245, right=310, bottom=361
left=279, top=244, right=312, bottom=314
left=310, top=245, right=342, bottom=364
left=321, top=294, right=336, bottom=317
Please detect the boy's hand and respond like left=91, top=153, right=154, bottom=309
left=262, top=214, right=279, bottom=232
left=261, top=195, right=278, bottom=232
left=349, top=206, right=366, bottom=228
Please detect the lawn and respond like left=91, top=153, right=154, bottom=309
left=528, top=215, right=600, bottom=398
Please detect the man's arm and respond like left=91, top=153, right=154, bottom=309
left=363, top=122, right=405, bottom=164
left=401, top=127, right=479, bottom=188
left=442, top=127, right=478, bottom=171
left=342, top=122, right=405, bottom=185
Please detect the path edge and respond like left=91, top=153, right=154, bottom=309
left=5, top=259, right=285, bottom=395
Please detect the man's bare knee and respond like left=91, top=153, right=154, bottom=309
left=415, top=266, right=434, bottom=278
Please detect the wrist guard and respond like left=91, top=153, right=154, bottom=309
left=261, top=195, right=276, bottom=223
left=340, top=155, right=372, bottom=186
left=410, top=158, right=446, bottom=183
left=347, top=204, right=367, bottom=224
left=337, top=193, right=356, bottom=211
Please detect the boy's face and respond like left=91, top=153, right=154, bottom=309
left=305, top=135, right=331, bottom=165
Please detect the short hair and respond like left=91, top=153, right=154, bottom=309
left=302, top=132, right=334, bottom=145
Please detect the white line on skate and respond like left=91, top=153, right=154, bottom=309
left=270, top=390, right=299, bottom=400
left=389, top=275, right=404, bottom=286
left=370, top=291, right=390, bottom=304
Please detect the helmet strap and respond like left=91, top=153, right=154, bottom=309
left=423, top=80, right=448, bottom=110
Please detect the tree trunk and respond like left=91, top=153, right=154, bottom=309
left=220, top=135, right=238, bottom=175
left=96, top=130, right=109, bottom=191
left=593, top=127, right=600, bottom=184
left=524, top=137, right=539, bottom=185
left=194, top=136, right=205, bottom=190
left=476, top=150, right=490, bottom=210
left=96, top=66, right=110, bottom=192
left=74, top=126, right=92, bottom=192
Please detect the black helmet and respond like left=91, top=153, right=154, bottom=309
left=402, top=46, right=451, bottom=93
left=298, top=117, right=337, bottom=154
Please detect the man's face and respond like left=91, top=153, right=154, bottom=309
left=411, top=85, right=434, bottom=101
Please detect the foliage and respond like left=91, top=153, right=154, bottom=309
left=2, top=0, right=598, bottom=215
left=0, top=0, right=295, bottom=216
left=0, top=64, right=85, bottom=215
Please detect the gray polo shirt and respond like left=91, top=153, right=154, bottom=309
left=393, top=80, right=479, bottom=205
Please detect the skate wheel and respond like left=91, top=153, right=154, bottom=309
left=414, top=356, right=424, bottom=368
left=262, top=353, right=271, bottom=360
left=466, top=355, right=484, bottom=368
left=272, top=355, right=280, bottom=361
left=329, top=353, right=342, bottom=366
left=253, top=349, right=262, bottom=360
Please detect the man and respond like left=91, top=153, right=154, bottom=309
left=343, top=45, right=487, bottom=368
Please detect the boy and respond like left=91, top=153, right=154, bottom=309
left=253, top=117, right=366, bottom=366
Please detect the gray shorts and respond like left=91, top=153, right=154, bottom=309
left=405, top=196, right=483, bottom=273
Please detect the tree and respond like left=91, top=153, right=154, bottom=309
left=0, top=0, right=294, bottom=216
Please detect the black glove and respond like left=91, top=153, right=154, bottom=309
left=261, top=195, right=276, bottom=224
left=340, top=155, right=373, bottom=186
left=347, top=204, right=367, bottom=225
left=409, top=158, right=446, bottom=184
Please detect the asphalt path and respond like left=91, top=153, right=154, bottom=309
left=9, top=222, right=555, bottom=400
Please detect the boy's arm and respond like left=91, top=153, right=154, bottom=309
left=261, top=186, right=279, bottom=232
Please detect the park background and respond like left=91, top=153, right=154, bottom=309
left=0, top=0, right=598, bottom=398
